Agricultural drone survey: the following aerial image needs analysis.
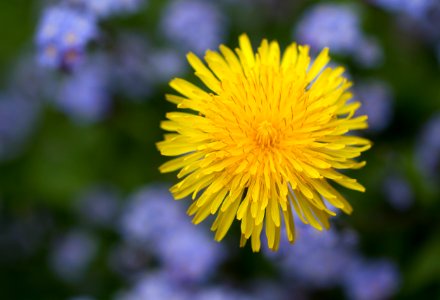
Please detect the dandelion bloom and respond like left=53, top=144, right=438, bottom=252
left=157, top=34, right=371, bottom=252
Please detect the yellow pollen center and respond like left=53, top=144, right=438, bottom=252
left=255, top=121, right=278, bottom=148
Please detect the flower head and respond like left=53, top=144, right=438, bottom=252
left=157, top=34, right=371, bottom=252
left=35, top=5, right=97, bottom=69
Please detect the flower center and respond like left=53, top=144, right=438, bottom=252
left=255, top=120, right=279, bottom=148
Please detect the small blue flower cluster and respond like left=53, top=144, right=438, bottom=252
left=160, top=0, right=227, bottom=55
left=50, top=230, right=98, bottom=282
left=343, top=258, right=400, bottom=300
left=371, top=0, right=435, bottom=19
left=116, top=272, right=280, bottom=300
left=264, top=221, right=400, bottom=300
left=119, top=185, right=225, bottom=284
left=55, top=57, right=111, bottom=123
left=35, top=6, right=98, bottom=70
left=296, top=4, right=383, bottom=68
left=33, top=1, right=201, bottom=124
left=43, top=180, right=403, bottom=300
left=35, top=0, right=146, bottom=70
left=59, top=184, right=286, bottom=299
left=67, top=0, right=145, bottom=19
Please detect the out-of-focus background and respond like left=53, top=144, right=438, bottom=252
left=0, top=0, right=439, bottom=299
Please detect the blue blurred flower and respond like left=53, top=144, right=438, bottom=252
left=158, top=225, right=225, bottom=284
left=35, top=5, right=97, bottom=69
left=295, top=4, right=363, bottom=55
left=265, top=222, right=358, bottom=288
left=343, top=258, right=400, bottom=300
left=50, top=230, right=98, bottom=282
left=296, top=4, right=385, bottom=69
left=354, top=80, right=393, bottom=132
left=416, top=114, right=440, bottom=180
left=66, top=0, right=146, bottom=18
left=194, top=286, right=254, bottom=300
left=120, top=184, right=225, bottom=283
left=120, top=184, right=187, bottom=250
left=75, top=186, right=120, bottom=228
left=56, top=57, right=111, bottom=123
left=0, top=93, right=39, bottom=161
left=160, top=0, right=226, bottom=55
left=383, top=174, right=413, bottom=211
left=116, top=272, right=188, bottom=300
left=371, top=0, right=435, bottom=19
left=148, top=48, right=187, bottom=84
left=400, top=0, right=435, bottom=18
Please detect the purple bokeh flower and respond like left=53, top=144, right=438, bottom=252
left=370, top=0, right=435, bottom=19
left=116, top=272, right=188, bottom=300
left=343, top=258, right=400, bottom=300
left=148, top=48, right=187, bottom=84
left=50, top=230, right=98, bottom=282
left=120, top=184, right=187, bottom=249
left=265, top=219, right=400, bottom=299
left=35, top=5, right=97, bottom=69
left=296, top=3, right=385, bottom=69
left=120, top=184, right=225, bottom=283
left=295, top=4, right=363, bottom=55
left=194, top=286, right=254, bottom=300
left=56, top=56, right=111, bottom=123
left=158, top=225, right=225, bottom=284
left=265, top=222, right=358, bottom=288
left=161, top=0, right=226, bottom=55
left=66, top=0, right=146, bottom=18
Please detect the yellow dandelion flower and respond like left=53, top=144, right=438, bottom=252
left=157, top=34, right=371, bottom=252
